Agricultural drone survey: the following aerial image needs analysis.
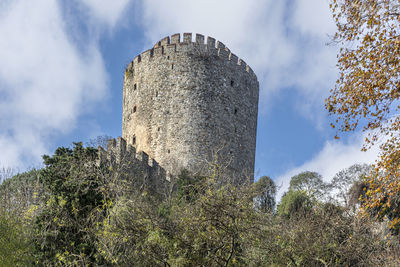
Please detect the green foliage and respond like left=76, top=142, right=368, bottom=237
left=0, top=209, right=34, bottom=266
left=97, top=170, right=264, bottom=266
left=269, top=203, right=389, bottom=266
left=171, top=175, right=262, bottom=266
left=277, top=190, right=313, bottom=218
left=2, top=143, right=399, bottom=266
left=34, top=142, right=108, bottom=265
left=289, top=171, right=326, bottom=199
left=97, top=193, right=176, bottom=266
left=0, top=169, right=40, bottom=266
left=176, top=169, right=205, bottom=202
left=0, top=169, right=42, bottom=215
left=253, top=176, right=276, bottom=212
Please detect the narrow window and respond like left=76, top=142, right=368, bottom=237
left=171, top=63, right=174, bottom=69
left=234, top=108, right=238, bottom=114
left=156, top=91, right=158, bottom=97
left=167, top=56, right=170, bottom=60
left=231, top=80, right=234, bottom=87
left=133, top=106, right=137, bottom=113
left=167, top=149, right=170, bottom=154
left=134, top=83, right=137, bottom=90
left=132, top=135, right=136, bottom=145
left=157, top=127, right=160, bottom=131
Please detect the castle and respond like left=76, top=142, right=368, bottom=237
left=100, top=33, right=259, bottom=185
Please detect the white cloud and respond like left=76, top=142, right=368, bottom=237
left=274, top=132, right=380, bottom=200
left=290, top=0, right=335, bottom=38
left=136, top=0, right=338, bottom=118
left=0, top=0, right=108, bottom=167
left=80, top=0, right=131, bottom=29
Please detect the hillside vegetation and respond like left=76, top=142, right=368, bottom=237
left=0, top=142, right=399, bottom=266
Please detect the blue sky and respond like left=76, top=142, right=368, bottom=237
left=0, top=0, right=379, bottom=196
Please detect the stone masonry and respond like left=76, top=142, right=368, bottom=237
left=122, top=33, right=259, bottom=183
left=98, top=137, right=169, bottom=192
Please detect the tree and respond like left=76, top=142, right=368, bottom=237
left=0, top=169, right=42, bottom=216
left=0, top=169, right=40, bottom=266
left=330, top=164, right=372, bottom=207
left=326, top=0, right=400, bottom=233
left=85, top=135, right=113, bottom=149
left=289, top=171, right=326, bottom=199
left=253, top=176, right=276, bottom=213
left=277, top=190, right=313, bottom=218
left=0, top=208, right=34, bottom=266
left=34, top=143, right=108, bottom=265
left=97, top=170, right=266, bottom=266
left=0, top=167, right=15, bottom=184
left=273, top=200, right=394, bottom=266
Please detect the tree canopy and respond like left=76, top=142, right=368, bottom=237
left=253, top=176, right=276, bottom=213
left=289, top=171, right=326, bottom=199
left=34, top=143, right=108, bottom=265
left=327, top=0, right=400, bottom=233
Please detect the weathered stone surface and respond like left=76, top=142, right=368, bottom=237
left=97, top=137, right=169, bottom=193
left=122, top=33, right=259, bottom=183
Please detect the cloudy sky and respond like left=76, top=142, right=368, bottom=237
left=0, top=0, right=378, bottom=197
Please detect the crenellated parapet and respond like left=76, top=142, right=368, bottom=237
left=97, top=137, right=171, bottom=193
left=125, top=33, right=256, bottom=78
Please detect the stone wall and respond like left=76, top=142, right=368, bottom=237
left=122, top=33, right=259, bottom=183
left=97, top=137, right=170, bottom=192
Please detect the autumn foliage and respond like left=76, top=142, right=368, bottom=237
left=327, top=0, right=400, bottom=232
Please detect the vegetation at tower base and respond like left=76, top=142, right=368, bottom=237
left=1, top=144, right=400, bottom=266
left=34, top=143, right=109, bottom=265
left=326, top=0, right=400, bottom=234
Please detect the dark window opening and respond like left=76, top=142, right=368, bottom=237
left=167, top=149, right=170, bottom=154
left=229, top=150, right=233, bottom=154
left=171, top=63, right=174, bottom=69
left=157, top=127, right=160, bottom=131
left=133, top=106, right=137, bottom=113
left=231, top=80, right=234, bottom=86
left=234, top=108, right=238, bottom=114
left=167, top=56, right=170, bottom=60
left=134, top=83, right=137, bottom=90
left=156, top=91, right=158, bottom=97
left=132, top=136, right=136, bottom=145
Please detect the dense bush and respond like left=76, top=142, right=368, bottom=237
left=0, top=209, right=33, bottom=266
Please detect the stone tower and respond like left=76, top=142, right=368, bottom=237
left=122, top=33, right=259, bottom=183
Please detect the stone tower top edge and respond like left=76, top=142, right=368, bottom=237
left=126, top=33, right=258, bottom=80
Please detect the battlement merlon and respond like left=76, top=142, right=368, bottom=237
left=97, top=137, right=171, bottom=193
left=97, top=137, right=165, bottom=172
left=125, top=33, right=257, bottom=79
